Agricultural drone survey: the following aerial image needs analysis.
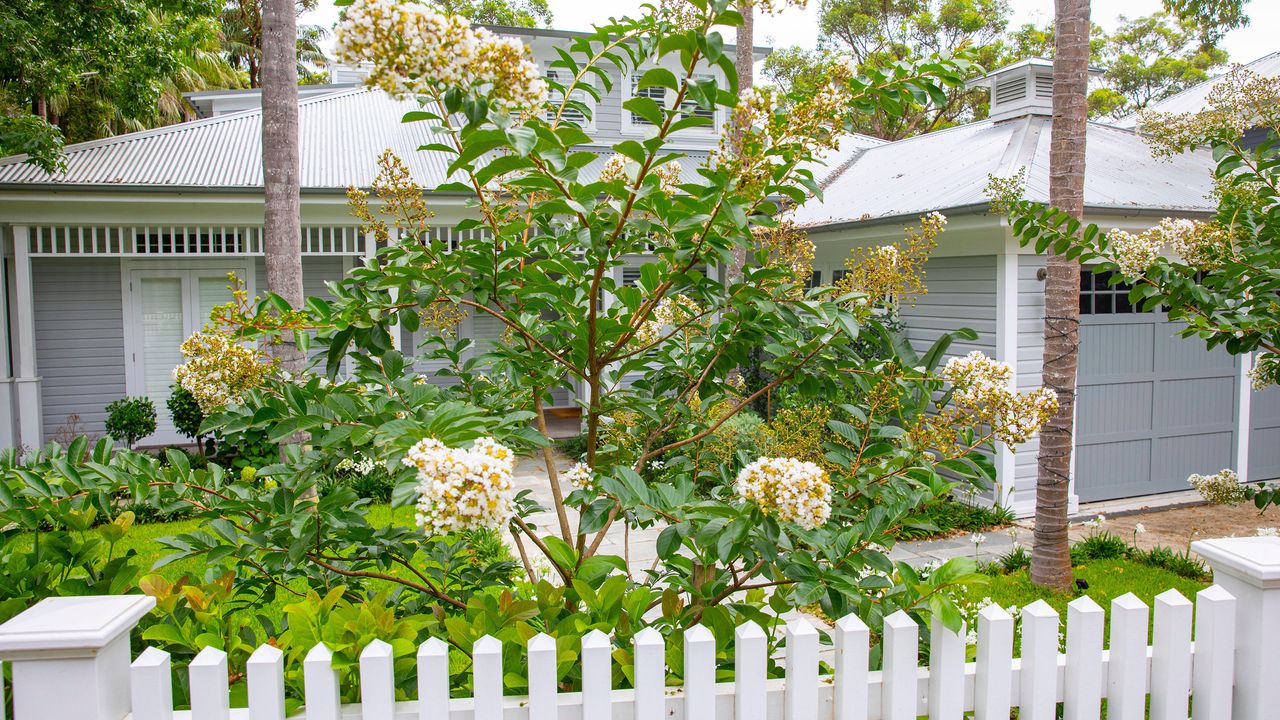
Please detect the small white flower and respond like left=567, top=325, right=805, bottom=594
left=735, top=456, right=832, bottom=530
left=563, top=462, right=594, bottom=491
left=1134, top=523, right=1147, bottom=534
left=970, top=532, right=987, bottom=546
left=1257, top=527, right=1278, bottom=537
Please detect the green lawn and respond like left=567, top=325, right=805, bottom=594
left=117, top=504, right=418, bottom=583
left=965, top=557, right=1209, bottom=619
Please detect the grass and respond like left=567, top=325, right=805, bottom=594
left=893, top=499, right=1016, bottom=541
left=967, top=556, right=1210, bottom=618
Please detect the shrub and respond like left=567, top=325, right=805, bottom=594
left=104, top=396, right=157, bottom=448
left=1134, top=545, right=1211, bottom=582
left=556, top=432, right=589, bottom=461
left=998, top=544, right=1031, bottom=573
left=894, top=500, right=1016, bottom=540
left=212, top=428, right=277, bottom=475
left=167, top=385, right=205, bottom=445
left=1070, top=531, right=1130, bottom=562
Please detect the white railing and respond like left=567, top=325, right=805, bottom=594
left=26, top=225, right=370, bottom=257
left=0, top=535, right=1275, bottom=720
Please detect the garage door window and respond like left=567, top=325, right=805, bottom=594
left=1079, top=270, right=1143, bottom=315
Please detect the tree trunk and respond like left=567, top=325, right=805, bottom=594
left=735, top=7, right=754, bottom=94
left=261, top=0, right=303, bottom=374
left=1031, top=0, right=1089, bottom=590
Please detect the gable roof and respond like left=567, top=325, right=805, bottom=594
left=1113, top=51, right=1280, bottom=129
left=792, top=115, right=1217, bottom=229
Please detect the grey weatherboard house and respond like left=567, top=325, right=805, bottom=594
left=0, top=32, right=1273, bottom=516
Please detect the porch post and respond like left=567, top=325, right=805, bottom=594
left=1192, top=536, right=1280, bottom=720
left=994, top=231, right=1019, bottom=508
left=12, top=225, right=41, bottom=448
left=0, top=230, right=14, bottom=448
left=0, top=595, right=156, bottom=720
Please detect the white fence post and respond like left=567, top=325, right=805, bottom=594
left=1192, top=536, right=1280, bottom=720
left=0, top=595, right=154, bottom=720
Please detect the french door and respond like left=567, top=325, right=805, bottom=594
left=125, top=265, right=249, bottom=445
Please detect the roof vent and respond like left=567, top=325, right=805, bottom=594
left=968, top=58, right=1101, bottom=122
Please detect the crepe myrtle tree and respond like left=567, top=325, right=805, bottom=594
left=106, top=0, right=1058, bottom=649
left=989, top=65, right=1280, bottom=510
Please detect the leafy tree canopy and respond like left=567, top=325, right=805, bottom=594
left=430, top=0, right=552, bottom=26
left=0, top=0, right=228, bottom=162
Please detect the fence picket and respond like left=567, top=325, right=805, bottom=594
left=130, top=647, right=173, bottom=720
left=1063, top=595, right=1104, bottom=720
left=735, top=621, right=767, bottom=720
left=685, top=624, right=716, bottom=720
left=975, top=605, right=1013, bottom=720
left=928, top=615, right=965, bottom=720
left=580, top=630, right=612, bottom=719
left=882, top=610, right=919, bottom=720
left=1108, top=593, right=1150, bottom=720
left=833, top=614, right=869, bottom=720
left=527, top=634, right=558, bottom=720
left=786, top=618, right=819, bottom=720
left=1192, top=585, right=1236, bottom=720
left=473, top=636, right=504, bottom=720
left=247, top=644, right=285, bottom=720
left=1150, top=589, right=1193, bottom=720
left=634, top=627, right=666, bottom=720
left=1019, top=600, right=1059, bottom=720
left=189, top=646, right=230, bottom=720
left=303, top=644, right=341, bottom=720
left=359, top=639, right=396, bottom=720
left=418, top=638, right=450, bottom=720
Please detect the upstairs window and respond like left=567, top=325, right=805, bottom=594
left=625, top=72, right=717, bottom=133
left=544, top=69, right=594, bottom=130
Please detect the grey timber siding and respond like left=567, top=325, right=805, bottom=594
left=34, top=258, right=126, bottom=440
left=899, top=255, right=998, bottom=360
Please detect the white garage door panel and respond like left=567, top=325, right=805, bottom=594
left=1249, top=386, right=1280, bottom=481
left=1074, top=271, right=1238, bottom=502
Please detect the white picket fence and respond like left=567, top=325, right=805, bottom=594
left=0, top=535, right=1277, bottom=720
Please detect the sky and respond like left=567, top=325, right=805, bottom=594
left=302, top=0, right=1280, bottom=66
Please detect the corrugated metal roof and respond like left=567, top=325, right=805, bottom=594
left=1113, top=51, right=1280, bottom=129
left=0, top=88, right=711, bottom=189
left=793, top=115, right=1217, bottom=227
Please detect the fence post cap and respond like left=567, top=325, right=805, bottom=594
left=1192, top=536, right=1280, bottom=589
left=0, top=594, right=155, bottom=660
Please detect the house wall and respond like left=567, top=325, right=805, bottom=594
left=33, top=257, right=126, bottom=441
left=899, top=255, right=998, bottom=360
left=1011, top=253, right=1046, bottom=511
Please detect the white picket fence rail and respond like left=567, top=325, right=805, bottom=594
left=0, top=535, right=1276, bottom=720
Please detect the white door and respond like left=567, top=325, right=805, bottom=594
left=126, top=266, right=247, bottom=445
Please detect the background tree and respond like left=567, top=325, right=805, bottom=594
left=260, top=0, right=304, bottom=376
left=0, top=0, right=228, bottom=165
left=429, top=0, right=552, bottom=25
left=221, top=0, right=329, bottom=88
left=766, top=0, right=1011, bottom=139
left=1163, top=0, right=1251, bottom=50
left=1030, top=0, right=1089, bottom=592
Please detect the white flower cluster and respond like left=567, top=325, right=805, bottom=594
left=598, top=153, right=683, bottom=195
left=634, top=294, right=706, bottom=347
left=942, top=351, right=1059, bottom=447
left=1258, top=527, right=1278, bottom=537
left=172, top=332, right=270, bottom=412
left=563, top=461, right=594, bottom=491
left=337, top=453, right=376, bottom=476
left=1080, top=514, right=1106, bottom=530
left=1106, top=228, right=1161, bottom=278
left=1188, top=468, right=1245, bottom=505
left=403, top=437, right=515, bottom=535
left=1249, top=355, right=1280, bottom=390
left=735, top=456, right=832, bottom=530
left=335, top=0, right=547, bottom=112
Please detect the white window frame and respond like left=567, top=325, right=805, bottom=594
left=543, top=68, right=597, bottom=132
left=620, top=68, right=721, bottom=137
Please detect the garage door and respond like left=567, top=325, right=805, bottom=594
left=1249, top=385, right=1280, bottom=481
left=1074, top=271, right=1239, bottom=502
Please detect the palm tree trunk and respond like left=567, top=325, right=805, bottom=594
left=1032, top=0, right=1090, bottom=590
left=735, top=7, right=754, bottom=93
left=261, top=0, right=303, bottom=375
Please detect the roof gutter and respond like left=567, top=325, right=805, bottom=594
left=804, top=201, right=1215, bottom=236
